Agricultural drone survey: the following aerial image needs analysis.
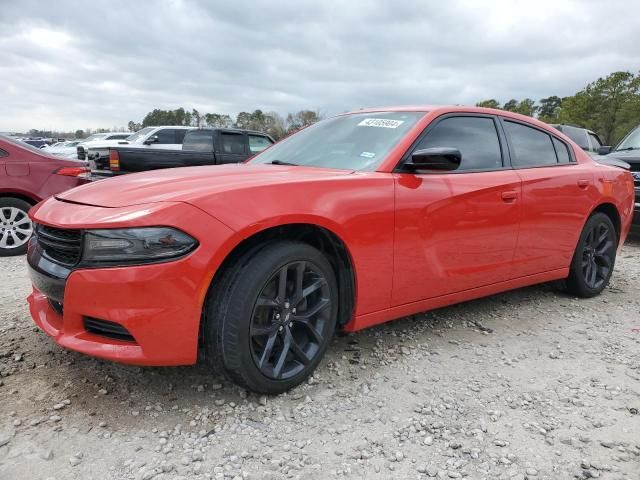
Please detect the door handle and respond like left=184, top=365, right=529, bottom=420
left=501, top=190, right=517, bottom=202
left=577, top=179, right=590, bottom=189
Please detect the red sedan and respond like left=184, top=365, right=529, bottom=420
left=26, top=107, right=634, bottom=393
left=1, top=136, right=89, bottom=256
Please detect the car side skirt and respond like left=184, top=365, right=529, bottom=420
left=344, top=267, right=569, bottom=332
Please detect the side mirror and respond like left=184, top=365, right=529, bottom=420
left=144, top=135, right=159, bottom=145
left=405, top=147, right=462, bottom=171
left=597, top=145, right=612, bottom=155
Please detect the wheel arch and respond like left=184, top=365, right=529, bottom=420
left=590, top=202, right=621, bottom=243
left=0, top=191, right=39, bottom=206
left=199, top=222, right=357, bottom=358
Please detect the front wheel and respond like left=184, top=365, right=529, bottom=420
left=204, top=241, right=338, bottom=394
left=0, top=198, right=34, bottom=257
left=565, top=212, right=617, bottom=298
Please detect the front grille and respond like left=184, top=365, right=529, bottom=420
left=630, top=164, right=640, bottom=187
left=84, top=317, right=135, bottom=342
left=77, top=146, right=86, bottom=160
left=36, top=224, right=83, bottom=266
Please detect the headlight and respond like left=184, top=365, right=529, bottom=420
left=82, top=227, right=198, bottom=265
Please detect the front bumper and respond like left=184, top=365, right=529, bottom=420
left=26, top=199, right=236, bottom=366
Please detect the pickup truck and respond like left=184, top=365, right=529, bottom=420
left=90, top=128, right=274, bottom=177
left=80, top=126, right=194, bottom=161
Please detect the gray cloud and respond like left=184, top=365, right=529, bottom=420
left=1, top=0, right=639, bottom=131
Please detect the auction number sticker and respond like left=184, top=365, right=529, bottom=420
left=358, top=118, right=404, bottom=128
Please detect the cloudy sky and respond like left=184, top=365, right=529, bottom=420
left=1, top=0, right=639, bottom=132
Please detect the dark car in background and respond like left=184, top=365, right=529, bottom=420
left=551, top=124, right=604, bottom=156
left=597, top=125, right=640, bottom=232
left=0, top=135, right=90, bottom=256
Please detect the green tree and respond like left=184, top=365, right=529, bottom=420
left=191, top=109, right=201, bottom=127
left=74, top=129, right=85, bottom=139
left=558, top=71, right=640, bottom=144
left=204, top=113, right=233, bottom=128
left=476, top=99, right=501, bottom=109
left=537, top=96, right=562, bottom=122
left=286, top=110, right=322, bottom=133
left=514, top=98, right=538, bottom=117
left=502, top=99, right=518, bottom=112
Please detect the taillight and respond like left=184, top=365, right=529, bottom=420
left=109, top=150, right=120, bottom=171
left=55, top=166, right=90, bottom=177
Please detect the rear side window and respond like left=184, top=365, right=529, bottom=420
left=106, top=134, right=129, bottom=140
left=154, top=129, right=176, bottom=144
left=0, top=148, right=8, bottom=158
left=248, top=135, right=273, bottom=153
left=504, top=121, right=557, bottom=167
left=588, top=133, right=601, bottom=150
left=183, top=130, right=214, bottom=152
left=221, top=133, right=245, bottom=154
left=175, top=129, right=188, bottom=144
left=415, top=116, right=503, bottom=171
left=553, top=138, right=572, bottom=163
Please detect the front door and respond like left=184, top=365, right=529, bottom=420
left=392, top=115, right=522, bottom=306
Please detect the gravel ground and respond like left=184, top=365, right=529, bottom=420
left=1, top=240, right=639, bottom=480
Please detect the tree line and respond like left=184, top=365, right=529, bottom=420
left=127, top=108, right=322, bottom=141
left=476, top=71, right=640, bottom=145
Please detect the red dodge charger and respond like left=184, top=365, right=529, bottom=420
left=26, top=106, right=635, bottom=393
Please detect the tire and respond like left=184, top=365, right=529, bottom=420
left=0, top=197, right=34, bottom=257
left=203, top=241, right=339, bottom=394
left=565, top=212, right=617, bottom=298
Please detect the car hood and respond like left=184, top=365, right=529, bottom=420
left=55, top=164, right=354, bottom=208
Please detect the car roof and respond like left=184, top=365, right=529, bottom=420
left=191, top=127, right=273, bottom=136
left=343, top=105, right=561, bottom=131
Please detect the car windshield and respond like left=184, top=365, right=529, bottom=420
left=125, top=127, right=155, bottom=143
left=615, top=126, right=640, bottom=151
left=249, top=111, right=425, bottom=170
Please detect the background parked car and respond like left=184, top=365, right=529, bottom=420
left=551, top=124, right=603, bottom=157
left=90, top=128, right=274, bottom=178
left=0, top=135, right=90, bottom=256
left=75, top=132, right=133, bottom=160
left=595, top=124, right=640, bottom=232
left=43, top=140, right=84, bottom=158
left=22, top=138, right=48, bottom=149
left=82, top=126, right=194, bottom=162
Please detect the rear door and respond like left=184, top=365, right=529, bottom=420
left=217, top=131, right=249, bottom=164
left=392, top=114, right=522, bottom=305
left=502, top=118, right=596, bottom=277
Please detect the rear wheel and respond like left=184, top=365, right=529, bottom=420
left=0, top=198, right=33, bottom=257
left=204, top=241, right=338, bottom=394
left=565, top=212, right=617, bottom=298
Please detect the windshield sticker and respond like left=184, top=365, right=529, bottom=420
left=358, top=118, right=405, bottom=129
left=360, top=151, right=376, bottom=158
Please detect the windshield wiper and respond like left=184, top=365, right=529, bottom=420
left=269, top=160, right=299, bottom=166
left=614, top=147, right=640, bottom=152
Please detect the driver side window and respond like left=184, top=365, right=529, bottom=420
left=414, top=116, right=503, bottom=171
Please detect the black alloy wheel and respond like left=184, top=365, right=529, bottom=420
left=204, top=241, right=339, bottom=394
left=581, top=220, right=615, bottom=290
left=565, top=212, right=617, bottom=298
left=249, top=260, right=331, bottom=380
